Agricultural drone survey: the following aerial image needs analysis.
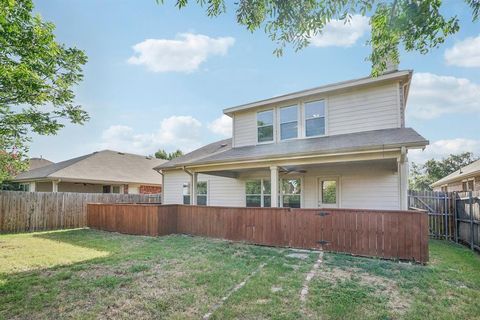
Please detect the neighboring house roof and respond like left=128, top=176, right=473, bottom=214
left=14, top=150, right=166, bottom=185
left=156, top=128, right=428, bottom=170
left=431, top=159, right=480, bottom=187
left=223, top=70, right=412, bottom=116
left=28, top=158, right=54, bottom=170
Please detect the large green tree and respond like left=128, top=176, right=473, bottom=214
left=157, top=0, right=479, bottom=75
left=154, top=149, right=184, bottom=160
left=409, top=152, right=478, bottom=191
left=0, top=0, right=88, bottom=182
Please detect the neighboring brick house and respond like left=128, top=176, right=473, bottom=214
left=432, top=159, right=480, bottom=192
left=14, top=150, right=165, bottom=194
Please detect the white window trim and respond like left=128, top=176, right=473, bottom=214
left=303, top=98, right=328, bottom=138
left=197, top=180, right=209, bottom=206
left=256, top=108, right=276, bottom=145
left=253, top=97, right=328, bottom=145
left=183, top=180, right=209, bottom=205
left=245, top=179, right=271, bottom=207
left=316, top=176, right=341, bottom=208
left=279, top=177, right=303, bottom=208
left=278, top=104, right=300, bottom=141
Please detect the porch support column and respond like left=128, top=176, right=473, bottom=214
left=399, top=147, right=408, bottom=210
left=270, top=166, right=279, bottom=207
left=191, top=172, right=198, bottom=205
left=52, top=180, right=59, bottom=193
left=29, top=182, right=36, bottom=192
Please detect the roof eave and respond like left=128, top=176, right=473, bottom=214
left=223, top=70, right=412, bottom=116
left=431, top=171, right=479, bottom=188
left=159, top=140, right=427, bottom=171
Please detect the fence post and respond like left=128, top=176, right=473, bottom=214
left=444, top=193, right=448, bottom=240
left=454, top=192, right=458, bottom=243
left=469, top=191, right=474, bottom=250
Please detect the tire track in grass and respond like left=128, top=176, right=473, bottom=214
left=300, top=250, right=323, bottom=305
left=202, top=257, right=273, bottom=320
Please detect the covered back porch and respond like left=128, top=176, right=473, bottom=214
left=177, top=148, right=409, bottom=210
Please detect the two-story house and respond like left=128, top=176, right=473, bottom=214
left=156, top=69, right=429, bottom=210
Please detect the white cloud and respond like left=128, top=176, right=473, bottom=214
left=407, top=73, right=480, bottom=119
left=98, top=116, right=203, bottom=155
left=127, top=33, right=235, bottom=73
left=444, top=34, right=480, bottom=67
left=310, top=15, right=369, bottom=48
left=208, top=115, right=232, bottom=137
left=409, top=138, right=480, bottom=164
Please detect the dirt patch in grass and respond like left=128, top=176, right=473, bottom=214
left=318, top=265, right=411, bottom=314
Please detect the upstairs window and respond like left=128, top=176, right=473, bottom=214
left=257, top=110, right=274, bottom=143
left=304, top=100, right=325, bottom=137
left=280, top=105, right=298, bottom=140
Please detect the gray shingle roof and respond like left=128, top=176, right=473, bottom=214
left=223, top=70, right=412, bottom=115
left=156, top=128, right=428, bottom=170
left=431, top=159, right=480, bottom=187
left=28, top=158, right=54, bottom=170
left=14, top=150, right=166, bottom=185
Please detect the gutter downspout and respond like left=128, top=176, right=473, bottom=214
left=154, top=168, right=164, bottom=204
left=399, top=146, right=408, bottom=210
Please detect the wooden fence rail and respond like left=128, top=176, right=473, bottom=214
left=0, top=191, right=161, bottom=233
left=87, top=204, right=429, bottom=263
left=408, top=190, right=480, bottom=252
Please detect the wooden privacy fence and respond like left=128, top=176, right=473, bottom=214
left=0, top=191, right=161, bottom=233
left=408, top=190, right=480, bottom=252
left=87, top=204, right=429, bottom=263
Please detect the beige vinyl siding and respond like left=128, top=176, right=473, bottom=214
left=36, top=182, right=53, bottom=192
left=299, top=161, right=400, bottom=210
left=327, top=83, right=400, bottom=135
left=207, top=175, right=245, bottom=206
left=163, top=169, right=246, bottom=206
left=231, top=82, right=402, bottom=146
left=163, top=170, right=188, bottom=204
left=58, top=182, right=104, bottom=193
left=233, top=110, right=256, bottom=147
left=164, top=162, right=401, bottom=210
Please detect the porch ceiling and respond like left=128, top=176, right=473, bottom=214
left=198, top=158, right=398, bottom=178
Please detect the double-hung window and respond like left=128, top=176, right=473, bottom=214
left=182, top=183, right=190, bottom=204
left=197, top=181, right=208, bottom=205
left=304, top=100, right=325, bottom=137
left=183, top=181, right=208, bottom=205
left=463, top=179, right=474, bottom=192
left=281, top=178, right=301, bottom=208
left=257, top=110, right=274, bottom=143
left=246, top=180, right=271, bottom=207
left=280, top=105, right=298, bottom=140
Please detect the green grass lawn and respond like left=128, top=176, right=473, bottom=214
left=0, top=229, right=479, bottom=319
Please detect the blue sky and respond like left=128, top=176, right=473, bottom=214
left=30, top=0, right=480, bottom=164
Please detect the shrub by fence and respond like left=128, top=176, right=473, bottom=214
left=87, top=204, right=429, bottom=263
left=0, top=191, right=161, bottom=233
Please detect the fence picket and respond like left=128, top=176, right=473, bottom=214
left=0, top=191, right=161, bottom=233
left=408, top=190, right=480, bottom=252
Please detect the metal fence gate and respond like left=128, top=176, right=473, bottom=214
left=408, top=190, right=480, bottom=252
